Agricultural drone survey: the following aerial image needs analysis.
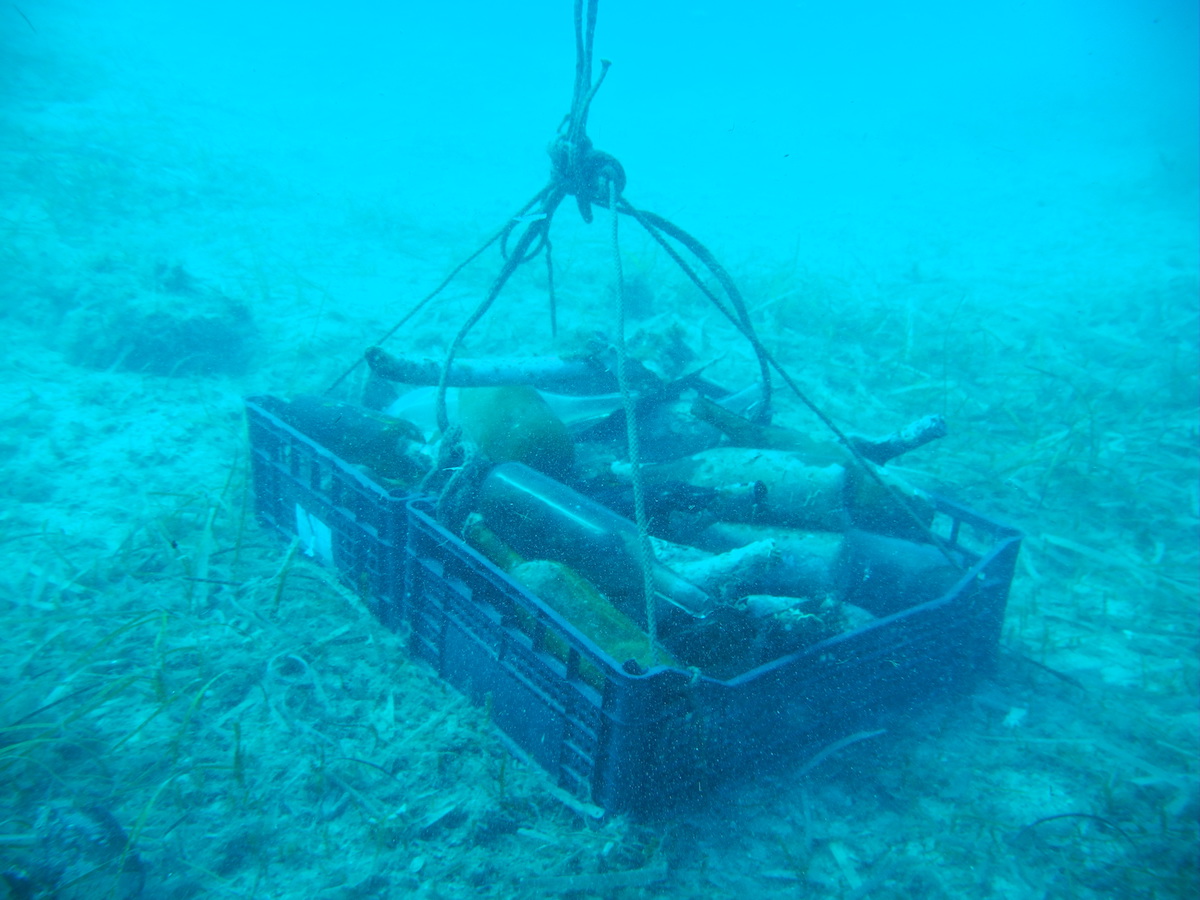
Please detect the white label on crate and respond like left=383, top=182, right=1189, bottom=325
left=295, top=503, right=334, bottom=567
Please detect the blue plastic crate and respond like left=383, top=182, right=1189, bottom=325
left=246, top=396, right=1021, bottom=813
left=404, top=497, right=1020, bottom=814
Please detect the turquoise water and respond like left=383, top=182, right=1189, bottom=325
left=1, top=1, right=1196, bottom=897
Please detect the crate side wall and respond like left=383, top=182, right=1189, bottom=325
left=245, top=399, right=408, bottom=624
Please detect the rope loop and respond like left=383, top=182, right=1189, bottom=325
left=548, top=135, right=627, bottom=223
left=500, top=209, right=551, bottom=263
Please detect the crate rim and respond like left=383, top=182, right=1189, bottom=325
left=246, top=395, right=410, bottom=503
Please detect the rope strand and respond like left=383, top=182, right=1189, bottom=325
left=324, top=187, right=547, bottom=395
left=609, top=179, right=659, bottom=662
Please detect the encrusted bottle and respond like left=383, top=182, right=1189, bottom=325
left=273, top=395, right=431, bottom=484
left=476, top=462, right=716, bottom=622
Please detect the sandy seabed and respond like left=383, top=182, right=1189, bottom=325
left=1, top=5, right=1197, bottom=899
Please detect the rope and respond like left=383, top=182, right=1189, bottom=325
left=544, top=236, right=558, bottom=337
left=609, top=179, right=659, bottom=663
left=431, top=0, right=620, bottom=431
left=336, top=0, right=619, bottom=406
left=569, top=0, right=601, bottom=146
left=324, top=187, right=546, bottom=395
left=618, top=202, right=773, bottom=417
left=435, top=187, right=567, bottom=433
left=500, top=186, right=554, bottom=262
left=620, top=200, right=965, bottom=570
left=325, top=0, right=961, bottom=573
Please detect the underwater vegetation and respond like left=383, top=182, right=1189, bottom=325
left=0, top=2, right=1196, bottom=898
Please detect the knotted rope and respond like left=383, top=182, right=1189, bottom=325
left=327, top=0, right=962, bottom=598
